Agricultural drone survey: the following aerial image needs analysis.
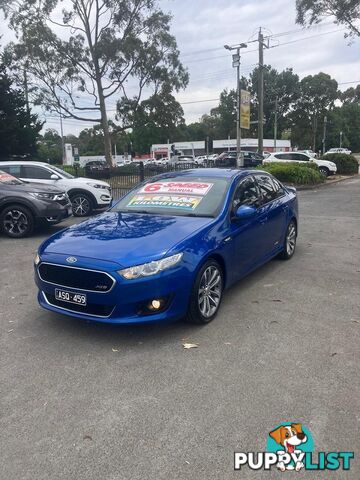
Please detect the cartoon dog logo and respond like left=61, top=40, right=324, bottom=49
left=269, top=423, right=308, bottom=471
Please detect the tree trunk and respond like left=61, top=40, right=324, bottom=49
left=97, top=84, right=113, bottom=167
left=312, top=116, right=317, bottom=151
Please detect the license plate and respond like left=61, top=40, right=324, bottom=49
left=55, top=289, right=87, bottom=306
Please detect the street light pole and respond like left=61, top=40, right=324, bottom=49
left=224, top=42, right=247, bottom=167
left=340, top=131, right=343, bottom=148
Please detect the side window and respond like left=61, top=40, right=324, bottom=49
left=232, top=176, right=259, bottom=213
left=0, top=165, right=21, bottom=177
left=292, top=153, right=308, bottom=161
left=272, top=178, right=285, bottom=197
left=21, top=165, right=53, bottom=179
left=256, top=174, right=277, bottom=204
left=275, top=153, right=291, bottom=160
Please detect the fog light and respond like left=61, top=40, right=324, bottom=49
left=139, top=296, right=170, bottom=315
left=151, top=299, right=161, bottom=310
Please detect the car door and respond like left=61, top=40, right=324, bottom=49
left=254, top=173, right=287, bottom=256
left=226, top=175, right=268, bottom=279
left=20, top=165, right=56, bottom=185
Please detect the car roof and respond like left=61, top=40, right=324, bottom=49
left=0, top=160, right=55, bottom=166
left=155, top=168, right=257, bottom=181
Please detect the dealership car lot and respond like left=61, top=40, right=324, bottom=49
left=0, top=177, right=359, bottom=479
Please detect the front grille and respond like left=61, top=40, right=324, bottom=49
left=38, top=263, right=115, bottom=293
left=44, top=293, right=114, bottom=317
left=56, top=198, right=70, bottom=206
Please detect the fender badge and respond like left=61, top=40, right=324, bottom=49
left=66, top=256, right=77, bottom=264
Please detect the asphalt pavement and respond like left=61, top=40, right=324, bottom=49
left=1, top=177, right=359, bottom=479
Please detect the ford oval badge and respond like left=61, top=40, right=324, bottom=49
left=66, top=256, right=77, bottom=264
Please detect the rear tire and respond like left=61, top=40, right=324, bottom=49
left=185, top=259, right=223, bottom=324
left=0, top=204, right=34, bottom=238
left=279, top=220, right=297, bottom=260
left=70, top=193, right=93, bottom=217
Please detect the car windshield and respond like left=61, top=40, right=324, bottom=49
left=111, top=175, right=231, bottom=217
left=50, top=165, right=74, bottom=179
left=0, top=170, right=23, bottom=185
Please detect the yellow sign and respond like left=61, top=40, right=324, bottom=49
left=240, top=89, right=251, bottom=129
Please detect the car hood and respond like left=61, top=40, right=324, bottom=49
left=1, top=181, right=64, bottom=194
left=72, top=177, right=110, bottom=187
left=39, top=212, right=213, bottom=268
left=316, top=159, right=336, bottom=167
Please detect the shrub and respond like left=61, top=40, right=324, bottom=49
left=320, top=153, right=359, bottom=174
left=258, top=162, right=325, bottom=185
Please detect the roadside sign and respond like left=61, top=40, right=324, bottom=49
left=240, top=89, right=251, bottom=129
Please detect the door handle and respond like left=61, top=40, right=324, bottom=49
left=223, top=236, right=232, bottom=243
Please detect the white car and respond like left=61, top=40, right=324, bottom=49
left=324, top=148, right=351, bottom=155
left=0, top=161, right=112, bottom=216
left=263, top=151, right=337, bottom=176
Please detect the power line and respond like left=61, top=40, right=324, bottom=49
left=268, top=28, right=346, bottom=49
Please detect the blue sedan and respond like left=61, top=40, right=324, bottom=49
left=34, top=169, right=298, bottom=324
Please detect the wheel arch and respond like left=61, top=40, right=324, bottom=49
left=0, top=199, right=37, bottom=218
left=67, top=188, right=97, bottom=207
left=203, top=252, right=227, bottom=288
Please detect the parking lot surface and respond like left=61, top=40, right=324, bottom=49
left=1, top=177, right=359, bottom=479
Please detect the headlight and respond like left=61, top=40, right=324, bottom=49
left=118, top=253, right=183, bottom=280
left=34, top=253, right=41, bottom=266
left=87, top=183, right=108, bottom=189
left=29, top=192, right=55, bottom=200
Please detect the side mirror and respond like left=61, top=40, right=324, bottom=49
left=51, top=174, right=60, bottom=180
left=234, top=204, right=257, bottom=221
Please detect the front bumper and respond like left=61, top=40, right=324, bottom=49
left=37, top=202, right=73, bottom=223
left=35, top=260, right=193, bottom=324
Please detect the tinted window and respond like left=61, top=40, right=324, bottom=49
left=232, top=176, right=259, bottom=213
left=256, top=174, right=277, bottom=203
left=292, top=153, right=309, bottom=161
left=22, top=165, right=53, bottom=179
left=0, top=165, right=21, bottom=176
left=274, top=153, right=291, bottom=160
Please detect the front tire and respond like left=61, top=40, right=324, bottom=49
left=185, top=259, right=223, bottom=324
left=0, top=204, right=34, bottom=238
left=279, top=220, right=297, bottom=260
left=71, top=193, right=93, bottom=217
left=319, top=166, right=329, bottom=176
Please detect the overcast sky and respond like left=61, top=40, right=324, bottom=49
left=1, top=0, right=359, bottom=135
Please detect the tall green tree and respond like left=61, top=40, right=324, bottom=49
left=117, top=84, right=185, bottom=153
left=1, top=0, right=188, bottom=166
left=0, top=65, right=42, bottom=158
left=296, top=0, right=360, bottom=37
left=37, top=128, right=63, bottom=163
left=289, top=72, right=338, bottom=150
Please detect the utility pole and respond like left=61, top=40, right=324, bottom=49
left=274, top=94, right=278, bottom=152
left=339, top=131, right=343, bottom=148
left=258, top=28, right=265, bottom=155
left=224, top=42, right=247, bottom=167
left=322, top=115, right=327, bottom=155
left=59, top=105, right=65, bottom=164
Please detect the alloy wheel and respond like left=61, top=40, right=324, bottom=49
left=286, top=223, right=297, bottom=256
left=198, top=265, right=222, bottom=318
left=72, top=196, right=90, bottom=216
left=3, top=209, right=29, bottom=236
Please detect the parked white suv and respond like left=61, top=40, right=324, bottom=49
left=263, top=151, right=337, bottom=176
left=0, top=162, right=112, bottom=216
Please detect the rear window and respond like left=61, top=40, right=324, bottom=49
left=112, top=175, right=231, bottom=217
